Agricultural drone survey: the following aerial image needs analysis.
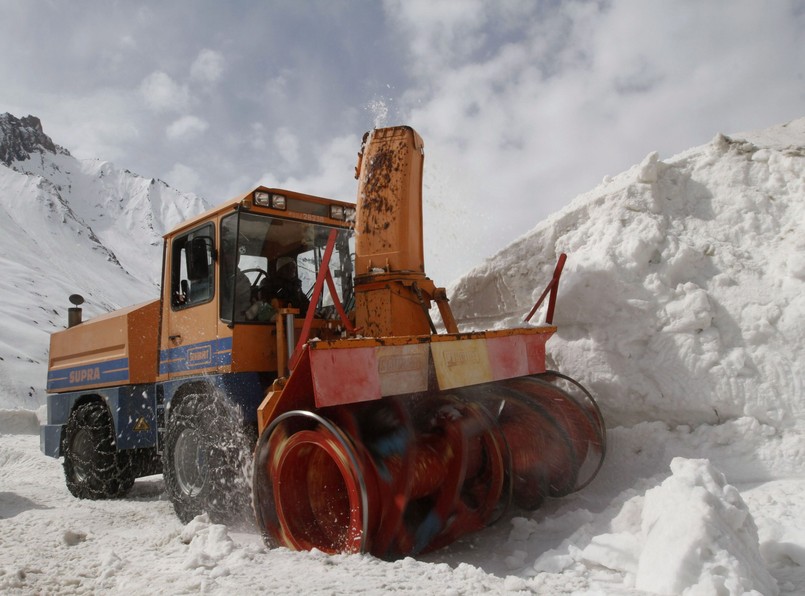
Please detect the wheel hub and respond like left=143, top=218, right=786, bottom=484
left=173, top=429, right=208, bottom=497
left=70, top=428, right=93, bottom=483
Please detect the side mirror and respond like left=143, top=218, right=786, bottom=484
left=186, top=237, right=211, bottom=280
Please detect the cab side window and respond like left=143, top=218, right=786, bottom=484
left=171, top=224, right=215, bottom=308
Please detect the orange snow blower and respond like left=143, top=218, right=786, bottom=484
left=43, top=123, right=603, bottom=558
left=251, top=126, right=605, bottom=558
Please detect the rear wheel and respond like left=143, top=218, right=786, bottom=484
left=63, top=401, right=134, bottom=499
left=163, top=394, right=254, bottom=525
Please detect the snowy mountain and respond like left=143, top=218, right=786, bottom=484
left=450, top=118, right=805, bottom=432
left=0, top=113, right=210, bottom=408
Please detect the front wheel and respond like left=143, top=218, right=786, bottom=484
left=162, top=394, right=254, bottom=525
left=63, top=401, right=134, bottom=499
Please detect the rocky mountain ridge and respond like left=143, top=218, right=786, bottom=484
left=0, top=113, right=70, bottom=166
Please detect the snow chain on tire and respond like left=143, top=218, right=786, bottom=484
left=63, top=401, right=135, bottom=499
left=162, top=393, right=254, bottom=525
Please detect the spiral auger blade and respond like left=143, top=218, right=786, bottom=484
left=435, top=371, right=606, bottom=509
left=252, top=371, right=605, bottom=559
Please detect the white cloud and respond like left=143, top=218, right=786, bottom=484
left=15, top=90, right=141, bottom=163
left=119, top=35, right=137, bottom=50
left=381, top=0, right=805, bottom=282
left=260, top=133, right=359, bottom=201
left=383, top=0, right=490, bottom=76
left=273, top=127, right=300, bottom=167
left=190, top=49, right=225, bottom=84
left=139, top=71, right=189, bottom=113
left=164, top=162, right=200, bottom=194
left=249, top=122, right=267, bottom=151
left=166, top=115, right=209, bottom=140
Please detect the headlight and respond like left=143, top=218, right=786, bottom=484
left=344, top=207, right=356, bottom=222
left=253, top=190, right=271, bottom=207
left=330, top=205, right=345, bottom=220
left=271, top=194, right=286, bottom=210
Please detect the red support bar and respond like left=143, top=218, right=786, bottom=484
left=524, top=253, right=567, bottom=325
left=324, top=269, right=356, bottom=334
left=289, top=229, right=355, bottom=370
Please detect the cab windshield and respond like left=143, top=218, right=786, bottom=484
left=219, top=211, right=354, bottom=323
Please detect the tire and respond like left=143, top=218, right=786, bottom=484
left=162, top=393, right=254, bottom=525
left=63, top=401, right=135, bottom=499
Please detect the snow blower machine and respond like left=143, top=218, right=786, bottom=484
left=42, top=125, right=604, bottom=559
left=250, top=126, right=605, bottom=557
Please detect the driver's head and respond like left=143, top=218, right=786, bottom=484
left=277, top=257, right=297, bottom=281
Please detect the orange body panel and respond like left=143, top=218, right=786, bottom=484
left=230, top=318, right=348, bottom=374
left=47, top=300, right=160, bottom=392
left=158, top=294, right=222, bottom=381
left=355, top=277, right=434, bottom=337
left=230, top=325, right=276, bottom=373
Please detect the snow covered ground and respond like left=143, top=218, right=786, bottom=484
left=1, top=116, right=804, bottom=594
left=2, top=413, right=803, bottom=594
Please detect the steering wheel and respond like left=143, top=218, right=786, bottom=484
left=240, top=268, right=269, bottom=294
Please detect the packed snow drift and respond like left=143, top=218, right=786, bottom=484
left=451, top=120, right=805, bottom=431
left=1, top=115, right=804, bottom=594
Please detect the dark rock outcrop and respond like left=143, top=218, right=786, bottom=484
left=0, top=113, right=70, bottom=166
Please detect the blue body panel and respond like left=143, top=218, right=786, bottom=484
left=46, top=356, right=130, bottom=392
left=40, top=371, right=272, bottom=458
left=159, top=337, right=233, bottom=375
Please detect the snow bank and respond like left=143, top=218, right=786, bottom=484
left=449, top=118, right=805, bottom=430
left=577, top=457, right=778, bottom=595
left=0, top=408, right=39, bottom=434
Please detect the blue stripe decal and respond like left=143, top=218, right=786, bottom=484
left=47, top=357, right=130, bottom=391
left=159, top=337, right=233, bottom=374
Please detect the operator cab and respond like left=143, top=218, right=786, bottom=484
left=161, top=187, right=355, bottom=380
left=218, top=210, right=354, bottom=324
left=168, top=187, right=355, bottom=328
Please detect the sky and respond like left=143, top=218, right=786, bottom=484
left=1, top=0, right=803, bottom=284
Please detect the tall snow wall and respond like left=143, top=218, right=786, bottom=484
left=449, top=119, right=805, bottom=429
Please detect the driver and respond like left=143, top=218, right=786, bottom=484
left=268, top=257, right=310, bottom=315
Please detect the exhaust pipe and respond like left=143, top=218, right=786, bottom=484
left=68, top=294, right=84, bottom=328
